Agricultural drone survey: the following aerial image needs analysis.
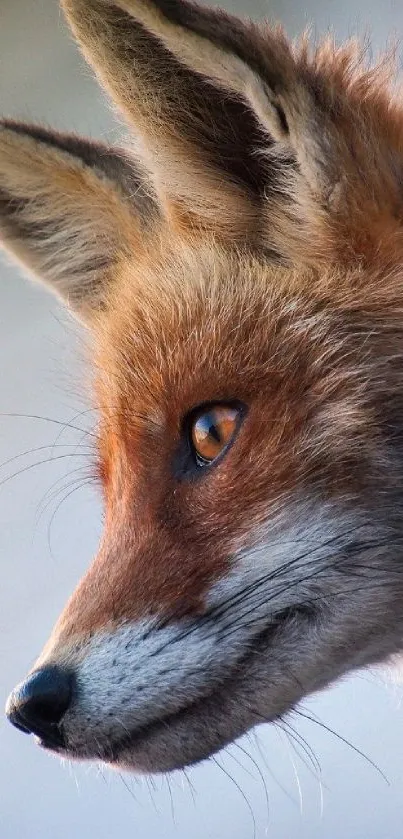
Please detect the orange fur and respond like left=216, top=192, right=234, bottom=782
left=5, top=0, right=403, bottom=776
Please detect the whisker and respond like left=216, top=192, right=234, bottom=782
left=233, top=740, right=271, bottom=825
left=144, top=775, right=161, bottom=817
left=275, top=727, right=304, bottom=815
left=118, top=771, right=140, bottom=806
left=226, top=745, right=257, bottom=781
left=49, top=406, right=97, bottom=455
left=204, top=529, right=350, bottom=626
left=181, top=768, right=197, bottom=808
left=278, top=719, right=322, bottom=778
left=212, top=755, right=256, bottom=839
left=275, top=721, right=322, bottom=787
left=252, top=731, right=299, bottom=807
left=0, top=442, right=93, bottom=474
left=134, top=534, right=403, bottom=678
left=207, top=527, right=403, bottom=631
left=36, top=467, right=93, bottom=524
left=0, top=411, right=96, bottom=438
left=165, top=772, right=176, bottom=827
left=0, top=453, right=93, bottom=491
left=46, top=478, right=95, bottom=561
left=294, top=708, right=390, bottom=785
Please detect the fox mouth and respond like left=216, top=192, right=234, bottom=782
left=46, top=604, right=316, bottom=771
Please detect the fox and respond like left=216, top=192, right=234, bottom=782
left=4, top=0, right=403, bottom=777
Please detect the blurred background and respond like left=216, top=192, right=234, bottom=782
left=1, top=1, right=403, bottom=837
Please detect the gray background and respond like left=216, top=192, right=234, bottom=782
left=1, top=1, right=403, bottom=837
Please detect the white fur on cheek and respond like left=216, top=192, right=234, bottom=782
left=61, top=500, right=356, bottom=758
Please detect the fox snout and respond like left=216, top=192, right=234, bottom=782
left=7, top=503, right=403, bottom=773
left=5, top=0, right=403, bottom=775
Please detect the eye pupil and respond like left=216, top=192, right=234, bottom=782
left=196, top=414, right=222, bottom=445
left=190, top=404, right=240, bottom=466
left=206, top=417, right=221, bottom=443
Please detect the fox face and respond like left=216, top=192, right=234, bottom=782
left=4, top=0, right=403, bottom=775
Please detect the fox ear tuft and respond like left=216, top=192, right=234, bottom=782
left=0, top=121, right=157, bottom=321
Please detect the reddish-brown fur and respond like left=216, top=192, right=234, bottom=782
left=50, top=246, right=403, bottom=648
left=5, top=0, right=403, bottom=776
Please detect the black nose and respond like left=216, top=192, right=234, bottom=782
left=5, top=666, right=72, bottom=749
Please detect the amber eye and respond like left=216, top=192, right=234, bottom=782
left=190, top=404, right=241, bottom=466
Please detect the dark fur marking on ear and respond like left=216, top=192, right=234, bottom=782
left=90, top=10, right=277, bottom=198
left=0, top=120, right=157, bottom=220
left=274, top=103, right=289, bottom=135
left=0, top=186, right=95, bottom=251
left=0, top=186, right=110, bottom=301
left=105, top=10, right=294, bottom=201
left=150, top=0, right=289, bottom=94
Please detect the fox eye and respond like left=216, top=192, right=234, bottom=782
left=190, top=404, right=242, bottom=467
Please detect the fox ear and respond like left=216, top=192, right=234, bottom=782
left=0, top=121, right=156, bottom=321
left=61, top=0, right=303, bottom=237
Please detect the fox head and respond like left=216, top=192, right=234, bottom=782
left=4, top=0, right=403, bottom=774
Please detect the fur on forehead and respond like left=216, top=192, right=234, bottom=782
left=93, top=238, right=278, bottom=420
left=91, top=231, right=400, bottom=441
